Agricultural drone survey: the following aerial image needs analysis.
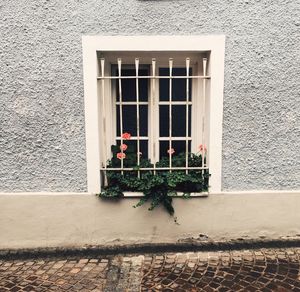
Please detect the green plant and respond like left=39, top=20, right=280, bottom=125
left=98, top=133, right=210, bottom=218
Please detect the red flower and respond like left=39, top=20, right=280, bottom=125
left=120, top=144, right=128, bottom=151
left=117, top=152, right=126, bottom=160
left=121, top=132, right=131, bottom=140
left=167, top=148, right=175, bottom=155
left=199, top=144, right=207, bottom=152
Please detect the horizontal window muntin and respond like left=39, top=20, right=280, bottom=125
left=97, top=75, right=210, bottom=80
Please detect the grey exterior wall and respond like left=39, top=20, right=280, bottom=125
left=0, top=0, right=299, bottom=192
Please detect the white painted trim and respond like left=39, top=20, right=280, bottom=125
left=82, top=35, right=226, bottom=52
left=82, top=40, right=101, bottom=193
left=123, top=192, right=208, bottom=197
left=1, top=190, right=299, bottom=196
left=208, top=38, right=225, bottom=193
left=82, top=35, right=225, bottom=193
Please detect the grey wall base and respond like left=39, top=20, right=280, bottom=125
left=1, top=192, right=299, bottom=249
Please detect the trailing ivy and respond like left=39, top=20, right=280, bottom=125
left=98, top=141, right=209, bottom=217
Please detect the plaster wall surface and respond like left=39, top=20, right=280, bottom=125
left=0, top=0, right=299, bottom=192
left=1, top=193, right=300, bottom=249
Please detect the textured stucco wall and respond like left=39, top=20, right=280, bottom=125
left=0, top=0, right=299, bottom=192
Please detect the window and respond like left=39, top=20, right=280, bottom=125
left=82, top=36, right=225, bottom=194
left=99, top=54, right=208, bottom=175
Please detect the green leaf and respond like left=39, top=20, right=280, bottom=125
left=98, top=143, right=210, bottom=221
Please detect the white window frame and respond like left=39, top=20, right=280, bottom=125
left=82, top=36, right=225, bottom=194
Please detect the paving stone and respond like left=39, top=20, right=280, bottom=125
left=100, top=259, right=109, bottom=263
left=0, top=248, right=300, bottom=291
left=89, top=259, right=98, bottom=263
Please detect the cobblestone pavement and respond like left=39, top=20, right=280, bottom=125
left=1, top=248, right=300, bottom=291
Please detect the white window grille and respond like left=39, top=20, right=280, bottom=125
left=82, top=36, right=225, bottom=193
left=97, top=53, right=210, bottom=186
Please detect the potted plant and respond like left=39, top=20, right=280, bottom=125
left=98, top=133, right=209, bottom=219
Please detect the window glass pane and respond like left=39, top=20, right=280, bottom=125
left=139, top=105, right=148, bottom=137
left=159, top=68, right=192, bottom=101
left=116, top=140, right=148, bottom=160
left=159, top=140, right=191, bottom=159
left=172, top=105, right=192, bottom=137
left=140, top=140, right=149, bottom=160
left=159, top=69, right=168, bottom=102
left=159, top=141, right=169, bottom=159
left=172, top=140, right=191, bottom=156
left=115, top=68, right=148, bottom=102
left=159, top=105, right=191, bottom=137
left=159, top=105, right=169, bottom=137
left=116, top=105, right=148, bottom=137
left=116, top=140, right=137, bottom=165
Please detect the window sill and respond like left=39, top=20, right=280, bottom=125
left=123, top=192, right=209, bottom=198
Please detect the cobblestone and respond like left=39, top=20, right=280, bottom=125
left=0, top=248, right=300, bottom=291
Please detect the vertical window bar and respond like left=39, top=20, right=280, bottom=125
left=151, top=58, right=156, bottom=175
left=135, top=58, right=140, bottom=178
left=100, top=58, right=107, bottom=185
left=117, top=58, right=124, bottom=174
left=169, top=58, right=173, bottom=172
left=185, top=58, right=190, bottom=174
left=202, top=58, right=207, bottom=169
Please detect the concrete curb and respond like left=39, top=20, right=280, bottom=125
left=1, top=238, right=300, bottom=260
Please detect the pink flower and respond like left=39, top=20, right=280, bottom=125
left=120, top=144, right=128, bottom=151
left=167, top=148, right=175, bottom=155
left=121, top=132, right=131, bottom=140
left=117, top=152, right=126, bottom=160
left=199, top=144, right=207, bottom=152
